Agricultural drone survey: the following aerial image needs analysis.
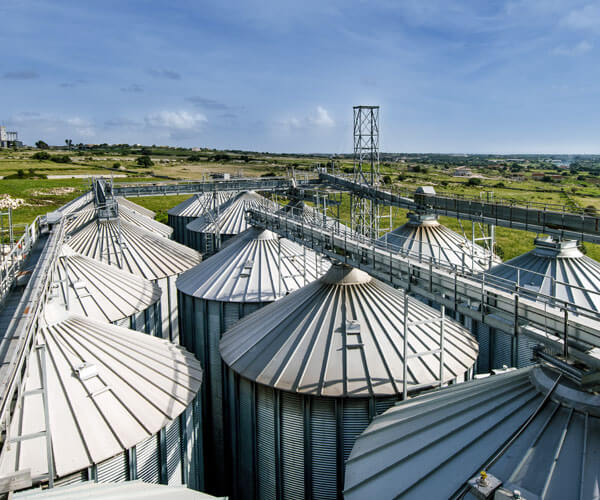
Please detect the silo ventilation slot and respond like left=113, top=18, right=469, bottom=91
left=75, top=362, right=98, bottom=381
left=346, top=320, right=361, bottom=334
left=240, top=260, right=254, bottom=277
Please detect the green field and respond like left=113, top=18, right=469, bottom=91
left=2, top=147, right=599, bottom=261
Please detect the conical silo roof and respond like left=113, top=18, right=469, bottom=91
left=186, top=191, right=271, bottom=236
left=0, top=315, right=202, bottom=480
left=65, top=206, right=173, bottom=239
left=177, top=227, right=330, bottom=303
left=44, top=248, right=161, bottom=325
left=485, top=237, right=600, bottom=312
left=64, top=216, right=201, bottom=281
left=220, top=264, right=478, bottom=397
left=379, top=212, right=499, bottom=272
left=344, top=365, right=600, bottom=500
left=280, top=199, right=352, bottom=232
left=116, top=196, right=155, bottom=218
left=167, top=191, right=233, bottom=217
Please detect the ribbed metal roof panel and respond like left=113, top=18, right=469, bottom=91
left=166, top=191, right=233, bottom=217
left=220, top=264, right=478, bottom=397
left=485, top=237, right=600, bottom=312
left=280, top=199, right=353, bottom=232
left=186, top=191, right=271, bottom=235
left=380, top=214, right=499, bottom=272
left=115, top=196, right=155, bottom=218
left=44, top=248, right=161, bottom=325
left=64, top=217, right=201, bottom=281
left=14, top=480, right=222, bottom=499
left=344, top=365, right=600, bottom=500
left=65, top=206, right=172, bottom=239
left=177, top=227, right=330, bottom=302
left=0, top=316, right=202, bottom=479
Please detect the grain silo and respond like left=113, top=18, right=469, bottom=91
left=64, top=216, right=202, bottom=343
left=379, top=212, right=499, bottom=273
left=115, top=196, right=156, bottom=218
left=177, top=227, right=329, bottom=496
left=344, top=365, right=600, bottom=500
left=65, top=205, right=173, bottom=239
left=482, top=236, right=600, bottom=370
left=44, top=247, right=162, bottom=336
left=219, top=263, right=478, bottom=500
left=167, top=192, right=233, bottom=245
left=186, top=191, right=271, bottom=255
left=0, top=316, right=204, bottom=491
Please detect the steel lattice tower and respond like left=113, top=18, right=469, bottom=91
left=351, top=105, right=389, bottom=238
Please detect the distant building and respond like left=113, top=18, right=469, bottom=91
left=453, top=166, right=472, bottom=177
left=0, top=126, right=20, bottom=148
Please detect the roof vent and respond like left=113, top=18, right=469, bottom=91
left=240, top=260, right=254, bottom=277
left=346, top=320, right=361, bottom=334
left=75, top=362, right=98, bottom=381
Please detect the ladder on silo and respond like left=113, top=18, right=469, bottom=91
left=402, top=290, right=446, bottom=400
left=2, top=344, right=55, bottom=491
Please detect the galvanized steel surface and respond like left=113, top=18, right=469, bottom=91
left=64, top=216, right=201, bottom=281
left=44, top=248, right=161, bottom=325
left=186, top=191, right=271, bottom=236
left=115, top=196, right=155, bottom=218
left=14, top=480, right=223, bottom=499
left=344, top=365, right=600, bottom=500
left=379, top=213, right=499, bottom=272
left=220, top=264, right=478, bottom=397
left=486, top=237, right=600, bottom=312
left=177, top=227, right=329, bottom=303
left=0, top=316, right=203, bottom=480
left=166, top=192, right=233, bottom=217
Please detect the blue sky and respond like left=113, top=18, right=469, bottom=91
left=1, top=0, right=600, bottom=153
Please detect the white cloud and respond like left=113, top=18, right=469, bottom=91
left=280, top=106, right=335, bottom=130
left=551, top=40, right=593, bottom=55
left=144, top=110, right=207, bottom=130
left=562, top=4, right=600, bottom=31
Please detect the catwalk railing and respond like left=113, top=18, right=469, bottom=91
left=247, top=204, right=600, bottom=369
left=112, top=176, right=318, bottom=197
left=319, top=172, right=600, bottom=244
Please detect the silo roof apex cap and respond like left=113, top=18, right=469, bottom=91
left=532, top=237, right=583, bottom=258
left=320, top=263, right=372, bottom=285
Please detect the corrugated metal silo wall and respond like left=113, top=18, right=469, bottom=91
left=50, top=394, right=203, bottom=490
left=168, top=214, right=194, bottom=245
left=113, top=301, right=162, bottom=338
left=422, top=293, right=535, bottom=372
left=178, top=292, right=266, bottom=497
left=155, top=276, right=180, bottom=344
left=188, top=232, right=236, bottom=257
left=225, top=372, right=397, bottom=500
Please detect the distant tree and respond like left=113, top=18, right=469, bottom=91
left=35, top=140, right=49, bottom=150
left=584, top=205, right=597, bottom=215
left=50, top=155, right=72, bottom=163
left=137, top=155, right=154, bottom=167
left=467, top=177, right=482, bottom=186
left=32, top=151, right=51, bottom=160
left=112, top=162, right=121, bottom=168
left=17, top=169, right=24, bottom=178
left=140, top=147, right=152, bottom=156
left=494, top=182, right=505, bottom=188
left=382, top=175, right=392, bottom=185
left=65, top=139, right=73, bottom=150
left=541, top=175, right=553, bottom=182
left=187, top=154, right=202, bottom=162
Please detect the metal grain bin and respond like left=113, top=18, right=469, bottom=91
left=344, top=365, right=600, bottom=500
left=64, top=216, right=202, bottom=343
left=482, top=236, right=600, bottom=369
left=65, top=205, right=173, bottom=239
left=167, top=192, right=233, bottom=245
left=186, top=191, right=271, bottom=256
left=45, top=247, right=162, bottom=336
left=220, top=264, right=478, bottom=500
left=177, top=227, right=329, bottom=496
left=379, top=212, right=499, bottom=273
left=0, top=316, right=204, bottom=491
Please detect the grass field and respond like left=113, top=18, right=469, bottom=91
left=2, top=147, right=599, bottom=261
